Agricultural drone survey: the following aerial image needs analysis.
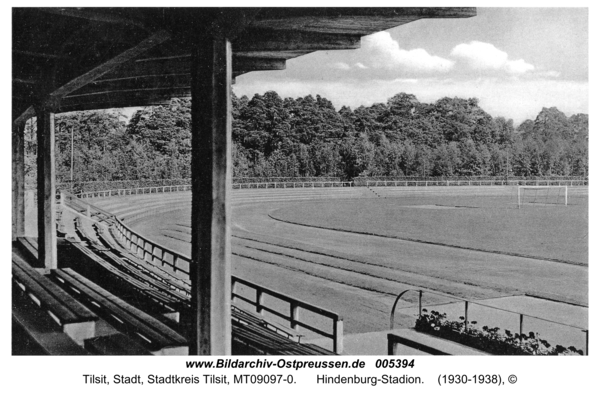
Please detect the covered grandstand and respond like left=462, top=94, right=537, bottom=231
left=12, top=7, right=477, bottom=355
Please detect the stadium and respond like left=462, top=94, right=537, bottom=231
left=12, top=7, right=588, bottom=356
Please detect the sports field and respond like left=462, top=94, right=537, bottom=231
left=270, top=192, right=588, bottom=266
left=94, top=185, right=588, bottom=347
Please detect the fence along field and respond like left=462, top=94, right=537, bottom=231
left=84, top=181, right=588, bottom=350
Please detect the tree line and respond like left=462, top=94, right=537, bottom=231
left=23, top=91, right=588, bottom=185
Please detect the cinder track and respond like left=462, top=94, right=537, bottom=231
left=91, top=187, right=588, bottom=334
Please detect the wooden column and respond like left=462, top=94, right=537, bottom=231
left=12, top=122, right=26, bottom=240
left=189, top=34, right=232, bottom=355
left=36, top=108, right=57, bottom=269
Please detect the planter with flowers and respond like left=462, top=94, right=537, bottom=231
left=414, top=309, right=583, bottom=355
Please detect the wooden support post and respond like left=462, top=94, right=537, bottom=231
left=13, top=122, right=26, bottom=240
left=189, top=33, right=232, bottom=355
left=36, top=109, right=57, bottom=269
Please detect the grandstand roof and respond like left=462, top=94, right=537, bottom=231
left=12, top=7, right=475, bottom=121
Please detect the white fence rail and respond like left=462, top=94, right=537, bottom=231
left=365, top=179, right=588, bottom=187
left=74, top=179, right=588, bottom=200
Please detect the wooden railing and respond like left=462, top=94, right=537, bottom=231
left=63, top=192, right=344, bottom=353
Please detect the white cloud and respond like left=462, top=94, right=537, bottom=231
left=355, top=62, right=368, bottom=69
left=362, top=32, right=454, bottom=73
left=451, top=41, right=534, bottom=75
left=330, top=62, right=351, bottom=70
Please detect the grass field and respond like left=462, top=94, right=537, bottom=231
left=270, top=193, right=588, bottom=266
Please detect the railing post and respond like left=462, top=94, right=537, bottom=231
left=153, top=246, right=163, bottom=265
left=584, top=329, right=589, bottom=355
left=256, top=289, right=264, bottom=316
left=333, top=318, right=344, bottom=354
left=231, top=279, right=237, bottom=302
left=464, top=301, right=469, bottom=331
left=519, top=314, right=524, bottom=340
left=290, top=301, right=300, bottom=330
left=387, top=334, right=397, bottom=356
left=418, top=290, right=423, bottom=317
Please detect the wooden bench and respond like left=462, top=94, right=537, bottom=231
left=66, top=241, right=181, bottom=322
left=52, top=268, right=188, bottom=355
left=232, top=306, right=302, bottom=342
left=387, top=329, right=489, bottom=355
left=12, top=296, right=90, bottom=355
left=85, top=333, right=153, bottom=355
left=74, top=217, right=108, bottom=251
left=12, top=253, right=98, bottom=346
left=231, top=307, right=334, bottom=355
left=102, top=250, right=190, bottom=303
left=232, top=319, right=335, bottom=355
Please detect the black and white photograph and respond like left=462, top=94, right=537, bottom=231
left=6, top=2, right=595, bottom=387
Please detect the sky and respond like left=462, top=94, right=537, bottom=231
left=233, top=7, right=589, bottom=125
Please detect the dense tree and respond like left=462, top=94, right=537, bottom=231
left=25, top=91, right=586, bottom=189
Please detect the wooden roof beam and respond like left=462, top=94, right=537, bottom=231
left=38, top=8, right=146, bottom=28
left=12, top=49, right=66, bottom=59
left=98, top=57, right=190, bottom=82
left=233, top=29, right=362, bottom=52
left=56, top=97, right=177, bottom=113
left=95, top=54, right=286, bottom=84
left=250, top=7, right=477, bottom=35
left=58, top=88, right=191, bottom=112
left=233, top=55, right=286, bottom=72
left=46, top=30, right=171, bottom=106
left=68, top=74, right=191, bottom=96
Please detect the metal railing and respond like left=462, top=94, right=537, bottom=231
left=232, top=276, right=343, bottom=354
left=389, top=288, right=588, bottom=355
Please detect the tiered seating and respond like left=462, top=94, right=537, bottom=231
left=28, top=198, right=338, bottom=355
left=52, top=268, right=188, bottom=355
left=232, top=307, right=334, bottom=355
left=94, top=224, right=191, bottom=297
left=84, top=333, right=152, bottom=355
left=12, top=252, right=98, bottom=353
left=66, top=240, right=181, bottom=322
